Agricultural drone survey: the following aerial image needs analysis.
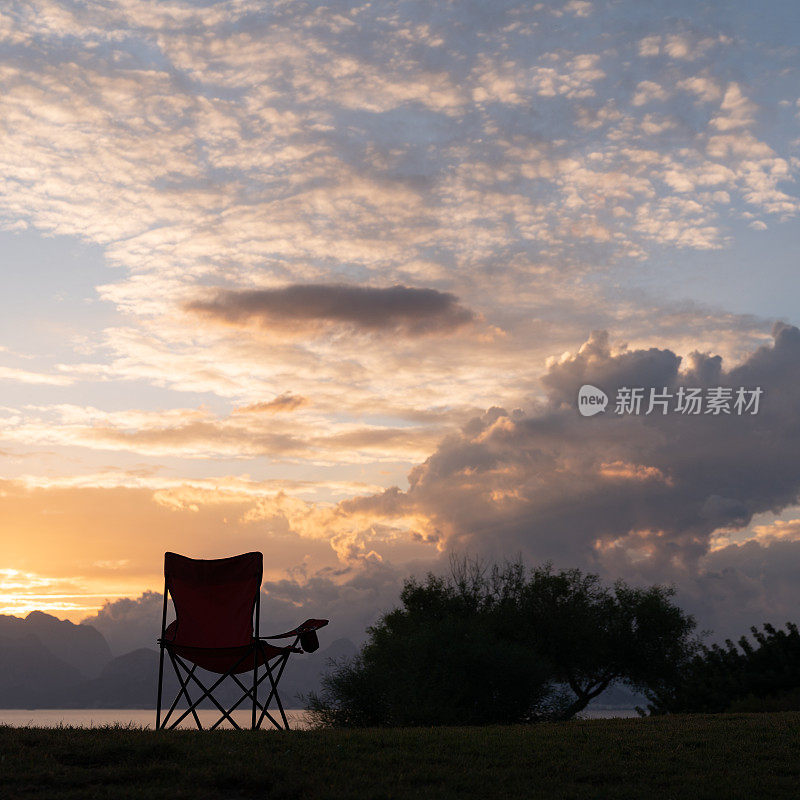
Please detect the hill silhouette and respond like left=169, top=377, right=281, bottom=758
left=0, top=611, right=356, bottom=710
left=0, top=612, right=112, bottom=679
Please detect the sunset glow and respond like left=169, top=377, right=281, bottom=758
left=1, top=0, right=800, bottom=646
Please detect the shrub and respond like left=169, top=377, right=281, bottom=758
left=307, top=557, right=697, bottom=726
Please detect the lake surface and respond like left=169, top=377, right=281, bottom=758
left=580, top=708, right=640, bottom=719
left=0, top=709, right=313, bottom=729
left=0, top=707, right=639, bottom=728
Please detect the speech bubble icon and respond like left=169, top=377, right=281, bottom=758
left=577, top=384, right=608, bottom=417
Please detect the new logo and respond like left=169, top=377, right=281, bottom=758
left=577, top=384, right=608, bottom=416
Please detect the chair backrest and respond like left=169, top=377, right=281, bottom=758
left=164, top=552, right=262, bottom=648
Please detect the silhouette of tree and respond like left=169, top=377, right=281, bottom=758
left=646, top=622, right=800, bottom=713
left=516, top=565, right=698, bottom=720
left=307, top=557, right=697, bottom=726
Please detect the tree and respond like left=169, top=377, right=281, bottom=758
left=306, top=557, right=698, bottom=726
left=514, top=565, right=698, bottom=719
left=646, top=622, right=800, bottom=714
left=306, top=564, right=553, bottom=727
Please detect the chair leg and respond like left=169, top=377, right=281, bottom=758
left=164, top=653, right=202, bottom=729
left=169, top=651, right=251, bottom=730
left=215, top=659, right=287, bottom=730
left=156, top=580, right=169, bottom=730
left=252, top=642, right=258, bottom=730
left=256, top=653, right=292, bottom=730
left=156, top=641, right=165, bottom=730
left=158, top=646, right=296, bottom=731
left=220, top=669, right=279, bottom=729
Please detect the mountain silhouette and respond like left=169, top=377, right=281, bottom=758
left=0, top=631, right=85, bottom=707
left=20, top=611, right=112, bottom=677
left=0, top=616, right=643, bottom=713
left=0, top=613, right=356, bottom=710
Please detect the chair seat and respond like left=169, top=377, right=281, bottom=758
left=162, top=621, right=297, bottom=674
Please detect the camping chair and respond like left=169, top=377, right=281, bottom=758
left=155, top=551, right=328, bottom=730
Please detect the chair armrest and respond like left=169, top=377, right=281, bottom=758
left=262, top=619, right=328, bottom=653
left=261, top=618, right=329, bottom=639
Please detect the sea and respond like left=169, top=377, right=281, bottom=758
left=0, top=707, right=639, bottom=729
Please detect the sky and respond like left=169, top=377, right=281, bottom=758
left=1, top=0, right=800, bottom=650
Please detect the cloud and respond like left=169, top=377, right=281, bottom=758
left=341, top=324, right=800, bottom=579
left=677, top=75, right=723, bottom=104
left=0, top=567, right=116, bottom=617
left=0, top=476, right=430, bottom=625
left=185, top=284, right=476, bottom=337
left=79, top=516, right=800, bottom=653
left=80, top=590, right=165, bottom=656
left=234, top=394, right=308, bottom=414
left=0, top=0, right=799, bottom=649
left=563, top=1, right=593, bottom=17
left=0, top=366, right=74, bottom=386
left=638, top=34, right=727, bottom=61
left=0, top=0, right=793, bottom=332
left=632, top=80, right=669, bottom=106
left=83, top=559, right=417, bottom=653
left=679, top=537, right=800, bottom=641
left=712, top=517, right=800, bottom=550
left=638, top=36, right=662, bottom=57
left=9, top=314, right=800, bottom=645
left=0, top=403, right=447, bottom=462
left=710, top=83, right=757, bottom=131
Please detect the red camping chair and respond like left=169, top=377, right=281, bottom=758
left=155, top=551, right=328, bottom=730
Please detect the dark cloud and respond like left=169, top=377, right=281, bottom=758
left=338, top=323, right=800, bottom=639
left=81, top=591, right=165, bottom=657
left=185, top=284, right=476, bottom=336
left=78, top=324, right=800, bottom=645
left=677, top=539, right=800, bottom=642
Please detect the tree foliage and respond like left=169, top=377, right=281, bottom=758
left=306, top=557, right=698, bottom=726
left=646, top=622, right=800, bottom=714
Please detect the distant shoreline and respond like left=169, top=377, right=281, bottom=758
left=0, top=706, right=641, bottom=729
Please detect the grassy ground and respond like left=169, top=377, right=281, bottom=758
left=2, top=713, right=800, bottom=799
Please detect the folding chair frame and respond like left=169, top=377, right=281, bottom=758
left=155, top=578, right=302, bottom=731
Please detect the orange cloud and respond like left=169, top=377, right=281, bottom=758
left=234, top=394, right=308, bottom=414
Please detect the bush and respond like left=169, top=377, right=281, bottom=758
left=307, top=566, right=554, bottom=727
left=307, top=557, right=697, bottom=727
left=646, top=622, right=800, bottom=714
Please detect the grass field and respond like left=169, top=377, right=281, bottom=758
left=2, top=713, right=800, bottom=799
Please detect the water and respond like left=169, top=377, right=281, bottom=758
left=0, top=707, right=640, bottom=728
left=580, top=708, right=640, bottom=719
left=0, top=709, right=312, bottom=730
